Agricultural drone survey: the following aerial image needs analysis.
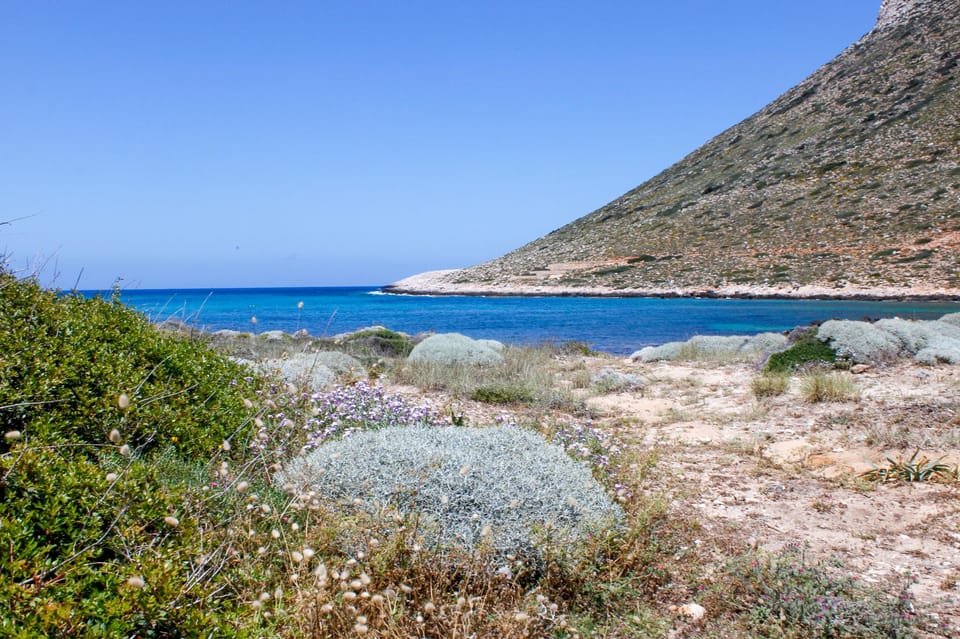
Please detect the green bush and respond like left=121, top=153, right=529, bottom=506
left=764, top=332, right=838, bottom=373
left=0, top=272, right=270, bottom=635
left=340, top=326, right=414, bottom=358
left=470, top=383, right=534, bottom=404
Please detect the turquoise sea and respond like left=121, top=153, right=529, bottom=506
left=99, top=287, right=960, bottom=355
left=85, top=287, right=960, bottom=354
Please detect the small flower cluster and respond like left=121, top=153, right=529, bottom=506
left=302, top=381, right=443, bottom=450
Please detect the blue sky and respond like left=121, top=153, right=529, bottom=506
left=1, top=0, right=879, bottom=289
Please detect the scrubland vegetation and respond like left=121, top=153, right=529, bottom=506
left=2, top=270, right=954, bottom=637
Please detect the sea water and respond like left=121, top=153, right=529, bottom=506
left=95, top=286, right=960, bottom=355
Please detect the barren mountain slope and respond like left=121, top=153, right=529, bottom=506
left=390, top=0, right=960, bottom=298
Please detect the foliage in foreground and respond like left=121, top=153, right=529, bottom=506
left=0, top=271, right=934, bottom=637
left=0, top=273, right=265, bottom=635
left=722, top=543, right=923, bottom=638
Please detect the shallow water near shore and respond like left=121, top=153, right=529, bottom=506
left=96, top=286, right=960, bottom=355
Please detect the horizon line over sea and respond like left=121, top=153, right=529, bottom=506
left=91, top=285, right=960, bottom=355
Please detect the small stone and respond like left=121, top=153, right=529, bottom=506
left=850, top=364, right=872, bottom=374
left=678, top=602, right=706, bottom=621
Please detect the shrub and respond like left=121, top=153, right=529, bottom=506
left=471, top=383, right=534, bottom=404
left=338, top=326, right=414, bottom=358
left=915, top=337, right=960, bottom=365
left=0, top=273, right=267, bottom=635
left=632, top=333, right=787, bottom=363
left=408, top=333, right=504, bottom=366
left=724, top=544, right=923, bottom=638
left=311, top=350, right=366, bottom=377
left=275, top=425, right=624, bottom=554
left=817, top=320, right=901, bottom=364
left=259, top=353, right=336, bottom=390
left=764, top=331, right=838, bottom=373
left=940, top=312, right=960, bottom=328
left=591, top=368, right=646, bottom=393
left=742, top=332, right=789, bottom=354
left=751, top=373, right=790, bottom=399
left=800, top=371, right=859, bottom=403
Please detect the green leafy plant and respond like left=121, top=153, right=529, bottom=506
left=765, top=331, right=838, bottom=373
left=860, top=448, right=957, bottom=483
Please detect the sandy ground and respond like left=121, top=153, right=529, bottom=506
left=387, top=356, right=960, bottom=634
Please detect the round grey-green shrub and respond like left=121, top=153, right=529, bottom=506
left=408, top=333, right=504, bottom=365
left=630, top=332, right=785, bottom=362
left=742, top=332, right=789, bottom=354
left=261, top=353, right=335, bottom=389
left=591, top=368, right=646, bottom=392
left=312, top=350, right=366, bottom=377
left=816, top=320, right=901, bottom=364
left=630, top=341, right=684, bottom=362
left=939, top=313, right=960, bottom=328
left=276, top=425, right=623, bottom=553
left=873, top=318, right=960, bottom=356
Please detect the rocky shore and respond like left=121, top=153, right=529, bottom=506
left=383, top=269, right=960, bottom=302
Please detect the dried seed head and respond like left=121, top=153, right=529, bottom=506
left=271, top=529, right=280, bottom=539
left=126, top=575, right=145, bottom=588
left=222, top=439, right=232, bottom=451
left=514, top=612, right=530, bottom=622
left=105, top=472, right=118, bottom=482
left=342, top=591, right=357, bottom=601
left=350, top=579, right=363, bottom=591
left=371, top=594, right=385, bottom=605
left=456, top=596, right=467, bottom=609
left=243, top=398, right=254, bottom=409
left=359, top=572, right=371, bottom=586
left=423, top=601, right=436, bottom=614
left=285, top=383, right=297, bottom=395
left=4, top=430, right=21, bottom=441
left=258, top=591, right=271, bottom=602
left=236, top=481, right=249, bottom=493
left=290, top=550, right=304, bottom=563
left=108, top=429, right=121, bottom=444
left=302, top=547, right=314, bottom=559
left=118, top=444, right=131, bottom=457
left=117, top=394, right=130, bottom=409
left=250, top=600, right=262, bottom=611
left=399, top=584, right=412, bottom=594
left=164, top=516, right=179, bottom=527
left=480, top=525, right=492, bottom=537
left=353, top=623, right=368, bottom=635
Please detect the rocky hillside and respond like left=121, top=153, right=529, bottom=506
left=390, top=0, right=960, bottom=299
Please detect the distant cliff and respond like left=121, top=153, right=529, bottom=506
left=388, top=0, right=960, bottom=299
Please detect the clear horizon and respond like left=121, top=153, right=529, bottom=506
left=1, top=1, right=878, bottom=289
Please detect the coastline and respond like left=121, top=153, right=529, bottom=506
left=383, top=270, right=960, bottom=302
